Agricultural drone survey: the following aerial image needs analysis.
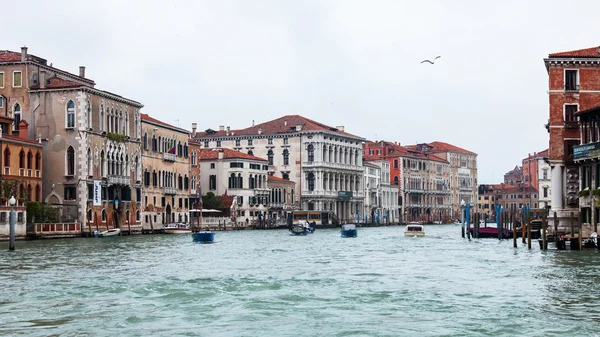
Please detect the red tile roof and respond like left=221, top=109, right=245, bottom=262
left=267, top=175, right=295, bottom=184
left=549, top=46, right=600, bottom=58
left=368, top=140, right=449, bottom=163
left=0, top=50, right=23, bottom=62
left=2, top=134, right=43, bottom=146
left=198, top=148, right=267, bottom=162
left=426, top=141, right=476, bottom=155
left=194, top=115, right=361, bottom=139
left=141, top=113, right=189, bottom=134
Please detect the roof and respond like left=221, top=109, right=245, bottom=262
left=364, top=161, right=380, bottom=168
left=575, top=104, right=600, bottom=117
left=267, top=175, right=295, bottom=184
left=141, top=114, right=189, bottom=134
left=0, top=50, right=47, bottom=63
left=1, top=134, right=43, bottom=147
left=426, top=141, right=476, bottom=155
left=549, top=46, right=600, bottom=58
left=199, top=148, right=267, bottom=162
left=29, top=76, right=83, bottom=90
left=368, top=140, right=449, bottom=163
left=523, top=149, right=549, bottom=161
left=194, top=115, right=362, bottom=139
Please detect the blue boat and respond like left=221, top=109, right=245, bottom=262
left=341, top=224, right=357, bottom=238
left=192, top=231, right=215, bottom=243
left=289, top=222, right=315, bottom=236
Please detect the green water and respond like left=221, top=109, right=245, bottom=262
left=1, top=225, right=599, bottom=336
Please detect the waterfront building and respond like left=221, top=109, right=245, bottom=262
left=477, top=184, right=498, bottom=219
left=140, top=114, right=190, bottom=229
left=188, top=135, right=201, bottom=208
left=363, top=161, right=381, bottom=224
left=537, top=150, right=551, bottom=209
left=267, top=175, right=296, bottom=222
left=363, top=141, right=452, bottom=223
left=0, top=47, right=143, bottom=229
left=544, top=46, right=600, bottom=228
left=193, top=115, right=365, bottom=222
left=573, top=105, right=600, bottom=226
left=198, top=148, right=269, bottom=224
left=363, top=158, right=398, bottom=224
left=504, top=166, right=522, bottom=185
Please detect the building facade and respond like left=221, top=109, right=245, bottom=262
left=194, top=115, right=365, bottom=222
left=544, top=46, right=600, bottom=228
left=140, top=114, right=190, bottom=229
left=537, top=150, right=551, bottom=209
left=0, top=47, right=143, bottom=229
left=198, top=148, right=269, bottom=223
left=267, top=175, right=296, bottom=222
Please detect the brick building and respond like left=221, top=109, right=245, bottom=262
left=544, top=46, right=600, bottom=228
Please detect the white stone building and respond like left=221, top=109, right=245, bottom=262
left=193, top=115, right=365, bottom=222
left=538, top=151, right=551, bottom=209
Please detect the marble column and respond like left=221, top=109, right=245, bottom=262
left=551, top=165, right=563, bottom=211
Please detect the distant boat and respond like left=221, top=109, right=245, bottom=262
left=192, top=231, right=215, bottom=243
left=95, top=228, right=121, bottom=238
left=404, top=224, right=425, bottom=237
left=163, top=223, right=192, bottom=234
left=289, top=221, right=314, bottom=236
left=341, top=224, right=358, bottom=238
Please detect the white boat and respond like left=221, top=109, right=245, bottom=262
left=163, top=223, right=192, bottom=234
left=404, top=224, right=425, bottom=237
left=95, top=228, right=121, bottom=237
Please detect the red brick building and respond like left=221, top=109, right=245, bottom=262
left=544, top=46, right=600, bottom=227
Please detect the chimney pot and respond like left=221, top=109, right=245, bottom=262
left=336, top=125, right=345, bottom=132
left=40, top=70, right=47, bottom=89
left=284, top=120, right=287, bottom=126
left=218, top=152, right=224, bottom=160
left=21, top=46, right=28, bottom=62
left=219, top=125, right=225, bottom=131
left=79, top=66, right=86, bottom=78
left=18, top=120, right=29, bottom=139
left=191, top=122, right=197, bottom=137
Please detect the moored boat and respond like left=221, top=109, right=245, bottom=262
left=404, top=224, right=425, bottom=237
left=192, top=231, right=215, bottom=243
left=341, top=224, right=358, bottom=238
left=95, top=228, right=121, bottom=237
left=163, top=223, right=192, bottom=234
left=289, top=221, right=314, bottom=236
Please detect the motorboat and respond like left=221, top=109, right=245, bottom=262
left=404, top=224, right=425, bottom=237
left=95, top=228, right=121, bottom=238
left=289, top=221, right=315, bottom=236
left=163, top=223, right=192, bottom=234
left=192, top=231, right=215, bottom=243
left=341, top=224, right=358, bottom=238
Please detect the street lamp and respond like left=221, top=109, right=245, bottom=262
left=8, top=196, right=16, bottom=251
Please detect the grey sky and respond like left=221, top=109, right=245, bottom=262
left=6, top=0, right=600, bottom=183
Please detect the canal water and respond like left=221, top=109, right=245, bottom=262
left=1, top=225, right=600, bottom=336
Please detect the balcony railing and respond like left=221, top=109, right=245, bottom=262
left=163, top=153, right=176, bottom=162
left=565, top=84, right=580, bottom=92
left=164, top=186, right=177, bottom=195
left=107, top=175, right=130, bottom=185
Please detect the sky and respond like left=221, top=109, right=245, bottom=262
left=5, top=0, right=600, bottom=184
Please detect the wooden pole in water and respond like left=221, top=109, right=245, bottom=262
left=498, top=211, right=503, bottom=240
left=570, top=212, right=575, bottom=241
left=579, top=212, right=583, bottom=251
left=513, top=211, right=517, bottom=247
left=522, top=210, right=526, bottom=244
left=466, top=210, right=471, bottom=241
left=542, top=214, right=547, bottom=250
left=476, top=213, right=480, bottom=239
left=527, top=212, right=532, bottom=249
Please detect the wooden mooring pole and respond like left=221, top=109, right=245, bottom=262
left=579, top=212, right=583, bottom=251
left=527, top=212, right=532, bottom=250
left=570, top=212, right=575, bottom=241
left=522, top=210, right=526, bottom=244
left=513, top=211, right=517, bottom=248
left=542, top=214, right=547, bottom=250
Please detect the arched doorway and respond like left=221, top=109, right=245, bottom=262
left=165, top=204, right=171, bottom=224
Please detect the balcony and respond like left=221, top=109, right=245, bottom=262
left=107, top=175, right=129, bottom=185
left=301, top=161, right=363, bottom=171
left=164, top=186, right=177, bottom=195
left=574, top=142, right=600, bottom=161
left=163, top=153, right=176, bottom=162
left=565, top=84, right=580, bottom=92
left=268, top=202, right=285, bottom=209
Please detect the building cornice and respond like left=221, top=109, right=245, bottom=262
left=29, top=86, right=143, bottom=108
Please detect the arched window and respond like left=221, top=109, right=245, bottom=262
left=267, top=149, right=274, bottom=165
left=308, top=173, right=315, bottom=191
left=394, top=176, right=398, bottom=185
left=87, top=148, right=92, bottom=176
left=184, top=175, right=189, bottom=190
left=282, top=172, right=289, bottom=180
left=35, top=152, right=40, bottom=170
left=136, top=210, right=141, bottom=221
left=307, top=144, right=314, bottom=162
left=100, top=105, right=104, bottom=131
left=12, top=103, right=22, bottom=131
left=143, top=133, right=148, bottom=150
left=27, top=151, right=32, bottom=170
left=35, top=185, right=40, bottom=202
left=100, top=151, right=105, bottom=177
left=27, top=184, right=31, bottom=202
left=87, top=101, right=92, bottom=129
left=152, top=170, right=157, bottom=187
left=229, top=173, right=236, bottom=189
left=66, top=146, right=75, bottom=175
left=291, top=189, right=294, bottom=204
left=19, top=150, right=25, bottom=169
left=323, top=145, right=327, bottom=161
left=66, top=100, right=75, bottom=128
left=248, top=150, right=254, bottom=156
left=237, top=174, right=243, bottom=189
left=101, top=209, right=107, bottom=222
left=19, top=184, right=24, bottom=199
left=283, top=149, right=289, bottom=166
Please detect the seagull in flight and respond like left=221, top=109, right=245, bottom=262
left=421, top=56, right=441, bottom=64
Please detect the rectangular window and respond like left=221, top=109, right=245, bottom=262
left=216, top=140, right=221, bottom=147
left=209, top=175, right=217, bottom=190
left=268, top=138, right=273, bottom=145
left=235, top=140, right=240, bottom=146
left=0, top=72, right=3, bottom=88
left=248, top=139, right=253, bottom=146
left=204, top=141, right=209, bottom=147
left=13, top=71, right=22, bottom=87
left=179, top=198, right=182, bottom=208
left=394, top=160, right=398, bottom=169
left=0, top=96, right=3, bottom=109
left=283, top=138, right=288, bottom=145
left=161, top=197, right=165, bottom=207
left=543, top=187, right=548, bottom=198
left=210, top=163, right=215, bottom=169
left=565, top=69, right=579, bottom=91
left=64, top=186, right=76, bottom=200
left=564, top=104, right=578, bottom=123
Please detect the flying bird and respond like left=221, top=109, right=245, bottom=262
left=421, top=56, right=441, bottom=64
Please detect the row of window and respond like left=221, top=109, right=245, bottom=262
left=0, top=71, right=22, bottom=89
left=205, top=138, right=289, bottom=148
left=3, top=148, right=41, bottom=170
left=143, top=195, right=190, bottom=209
left=143, top=134, right=189, bottom=158
left=143, top=170, right=189, bottom=190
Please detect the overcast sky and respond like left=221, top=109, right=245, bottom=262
left=5, top=0, right=600, bottom=183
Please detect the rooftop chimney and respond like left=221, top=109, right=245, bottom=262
left=18, top=120, right=29, bottom=139
left=336, top=126, right=345, bottom=132
left=258, top=128, right=262, bottom=134
left=79, top=66, right=86, bottom=78
left=296, top=124, right=303, bottom=131
left=21, top=46, right=27, bottom=62
left=226, top=126, right=230, bottom=135
left=191, top=122, right=197, bottom=137
left=218, top=151, right=224, bottom=160
left=284, top=120, right=287, bottom=126
left=252, top=120, right=255, bottom=127
left=219, top=125, right=225, bottom=131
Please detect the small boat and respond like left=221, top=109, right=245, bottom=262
left=289, top=221, right=314, bottom=236
left=192, top=231, right=215, bottom=243
left=341, top=224, right=358, bottom=238
left=163, top=223, right=192, bottom=234
left=95, top=228, right=121, bottom=237
left=404, top=224, right=425, bottom=237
